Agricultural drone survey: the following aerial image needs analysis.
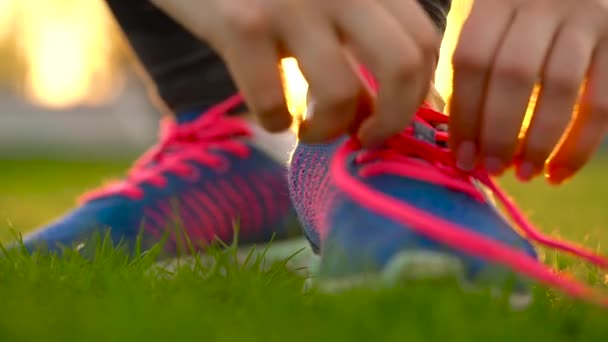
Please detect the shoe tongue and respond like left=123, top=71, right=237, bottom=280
left=411, top=121, right=437, bottom=145
left=176, top=111, right=204, bottom=124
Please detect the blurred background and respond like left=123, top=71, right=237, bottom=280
left=0, top=0, right=473, bottom=236
left=1, top=0, right=606, bottom=245
left=0, top=0, right=472, bottom=160
left=0, top=0, right=160, bottom=160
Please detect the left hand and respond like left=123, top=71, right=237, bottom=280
left=449, top=0, right=608, bottom=184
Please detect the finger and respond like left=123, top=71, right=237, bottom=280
left=383, top=0, right=442, bottom=53
left=335, top=0, right=436, bottom=146
left=480, top=8, right=561, bottom=176
left=518, top=23, right=595, bottom=181
left=450, top=0, right=517, bottom=171
left=277, top=9, right=364, bottom=143
left=547, top=41, right=608, bottom=185
left=222, top=19, right=291, bottom=132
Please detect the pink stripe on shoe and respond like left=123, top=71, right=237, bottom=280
left=332, top=138, right=608, bottom=307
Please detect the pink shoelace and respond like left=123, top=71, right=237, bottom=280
left=332, top=105, right=608, bottom=307
left=81, top=95, right=250, bottom=202
left=76, top=81, right=608, bottom=305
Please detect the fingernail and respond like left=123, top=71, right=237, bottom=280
left=547, top=167, right=571, bottom=185
left=484, top=156, right=504, bottom=175
left=456, top=141, right=476, bottom=171
left=516, top=162, right=536, bottom=182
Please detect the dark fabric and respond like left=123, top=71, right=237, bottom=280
left=105, top=0, right=238, bottom=114
left=105, top=0, right=451, bottom=114
left=419, top=0, right=452, bottom=34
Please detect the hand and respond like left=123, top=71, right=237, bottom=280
left=449, top=0, right=608, bottom=184
left=151, top=0, right=441, bottom=146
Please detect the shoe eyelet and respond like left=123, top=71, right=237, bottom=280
left=348, top=154, right=359, bottom=167
left=213, top=157, right=231, bottom=173
left=184, top=167, right=200, bottom=182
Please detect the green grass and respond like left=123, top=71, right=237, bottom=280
left=0, top=158, right=608, bottom=341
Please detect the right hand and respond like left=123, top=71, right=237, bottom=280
left=150, top=0, right=441, bottom=147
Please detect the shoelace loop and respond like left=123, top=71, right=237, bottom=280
left=333, top=105, right=608, bottom=307
left=81, top=95, right=249, bottom=202
left=356, top=107, right=485, bottom=201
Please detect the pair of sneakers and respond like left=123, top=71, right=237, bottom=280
left=21, top=91, right=608, bottom=306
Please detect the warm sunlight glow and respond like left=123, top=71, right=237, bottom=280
left=3, top=0, right=540, bottom=123
left=436, top=0, right=473, bottom=104
left=0, top=0, right=15, bottom=42
left=281, top=58, right=309, bottom=120
left=281, top=0, right=537, bottom=133
left=281, top=0, right=476, bottom=119
left=13, top=0, right=119, bottom=109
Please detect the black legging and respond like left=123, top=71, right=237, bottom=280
left=105, top=0, right=451, bottom=115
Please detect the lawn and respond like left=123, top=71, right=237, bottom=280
left=0, top=158, right=607, bottom=341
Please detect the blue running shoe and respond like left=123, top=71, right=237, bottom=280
left=23, top=95, right=298, bottom=256
left=289, top=101, right=608, bottom=307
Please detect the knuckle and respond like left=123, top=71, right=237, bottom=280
left=253, top=93, right=286, bottom=116
left=452, top=47, right=490, bottom=74
left=541, top=121, right=570, bottom=139
left=317, top=82, right=360, bottom=112
left=221, top=3, right=270, bottom=36
left=533, top=111, right=572, bottom=134
left=588, top=97, right=608, bottom=122
left=482, top=134, right=517, bottom=158
left=494, top=61, right=537, bottom=85
left=564, top=15, right=593, bottom=36
left=577, top=0, right=608, bottom=19
left=387, top=50, right=424, bottom=80
left=417, top=31, right=442, bottom=55
left=544, top=72, right=581, bottom=94
left=524, top=0, right=554, bottom=11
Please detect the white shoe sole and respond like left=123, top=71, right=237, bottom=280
left=305, top=250, right=533, bottom=311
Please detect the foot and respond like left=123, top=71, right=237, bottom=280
left=289, top=104, right=608, bottom=306
left=23, top=95, right=298, bottom=256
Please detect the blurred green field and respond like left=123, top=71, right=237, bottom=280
left=0, top=158, right=607, bottom=341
